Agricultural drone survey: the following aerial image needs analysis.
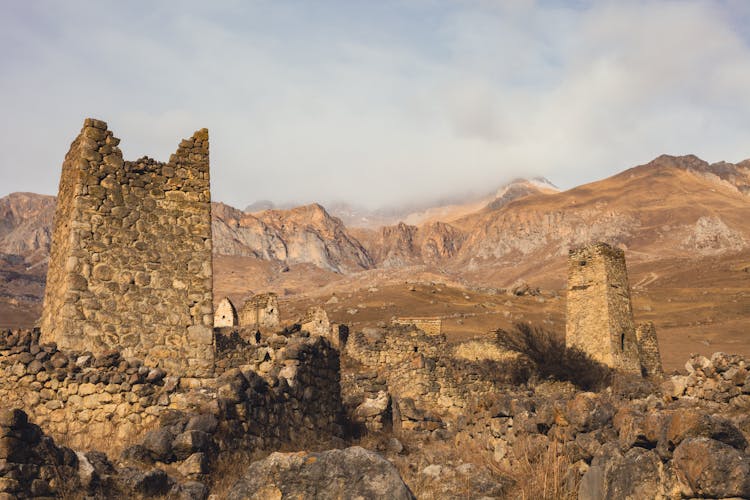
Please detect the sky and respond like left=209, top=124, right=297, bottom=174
left=2, top=0, right=750, bottom=210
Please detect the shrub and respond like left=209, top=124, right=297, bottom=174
left=495, top=323, right=613, bottom=391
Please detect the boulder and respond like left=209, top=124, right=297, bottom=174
left=580, top=446, right=671, bottom=500
left=172, top=431, right=214, bottom=461
left=142, top=428, right=174, bottom=462
left=673, top=438, right=750, bottom=498
left=354, top=391, right=390, bottom=419
left=226, top=446, right=415, bottom=500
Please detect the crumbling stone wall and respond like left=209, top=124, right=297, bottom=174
left=0, top=408, right=82, bottom=498
left=300, top=306, right=330, bottom=337
left=239, top=293, right=279, bottom=331
left=635, top=321, right=663, bottom=378
left=0, top=328, right=343, bottom=453
left=565, top=242, right=640, bottom=373
left=393, top=317, right=442, bottom=335
left=214, top=297, right=238, bottom=328
left=345, top=326, right=514, bottom=424
left=40, top=118, right=214, bottom=377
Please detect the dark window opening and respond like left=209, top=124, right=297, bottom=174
left=413, top=346, right=419, bottom=353
left=579, top=260, right=587, bottom=266
left=620, top=333, right=625, bottom=351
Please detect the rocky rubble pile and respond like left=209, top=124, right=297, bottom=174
left=0, top=408, right=81, bottom=498
left=438, top=352, right=750, bottom=499
left=0, top=408, right=207, bottom=499
left=664, top=351, right=750, bottom=405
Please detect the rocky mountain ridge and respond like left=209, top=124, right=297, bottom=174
left=2, top=156, right=750, bottom=283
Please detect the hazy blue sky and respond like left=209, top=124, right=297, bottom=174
left=2, top=0, right=750, bottom=209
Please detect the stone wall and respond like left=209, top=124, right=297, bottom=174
left=635, top=321, right=663, bottom=378
left=393, top=317, right=442, bottom=335
left=39, top=118, right=214, bottom=377
left=344, top=326, right=520, bottom=425
left=214, top=297, right=238, bottom=328
left=300, top=306, right=330, bottom=337
left=239, top=293, right=279, bottom=331
left=0, top=328, right=342, bottom=453
left=565, top=242, right=640, bottom=373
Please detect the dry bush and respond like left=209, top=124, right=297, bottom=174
left=496, top=323, right=613, bottom=391
left=496, top=438, right=579, bottom=500
left=208, top=449, right=270, bottom=497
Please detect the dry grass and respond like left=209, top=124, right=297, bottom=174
left=496, top=323, right=613, bottom=391
left=496, top=438, right=579, bottom=500
left=207, top=449, right=270, bottom=498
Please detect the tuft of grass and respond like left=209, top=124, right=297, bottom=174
left=496, top=438, right=580, bottom=500
left=496, top=323, right=613, bottom=391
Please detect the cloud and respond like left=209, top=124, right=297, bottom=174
left=0, top=0, right=749, bottom=210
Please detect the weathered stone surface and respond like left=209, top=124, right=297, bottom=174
left=673, top=438, right=750, bottom=498
left=566, top=243, right=641, bottom=373
left=142, top=428, right=174, bottom=461
left=226, top=447, right=415, bottom=500
left=39, top=119, right=214, bottom=377
left=172, top=431, right=213, bottom=461
left=580, top=447, right=670, bottom=500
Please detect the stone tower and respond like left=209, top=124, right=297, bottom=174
left=40, top=118, right=214, bottom=377
left=565, top=242, right=641, bottom=373
left=636, top=321, right=663, bottom=378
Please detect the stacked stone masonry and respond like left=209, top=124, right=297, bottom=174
left=566, top=242, right=641, bottom=373
left=239, top=293, right=280, bottom=331
left=393, top=317, right=442, bottom=335
left=344, top=325, right=522, bottom=430
left=636, top=321, right=663, bottom=378
left=214, top=297, right=238, bottom=328
left=300, top=306, right=331, bottom=338
left=40, top=118, right=214, bottom=377
left=0, top=328, right=342, bottom=454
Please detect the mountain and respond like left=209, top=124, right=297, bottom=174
left=447, top=155, right=750, bottom=286
left=3, top=157, right=750, bottom=291
left=315, top=177, right=559, bottom=229
left=0, top=192, right=55, bottom=265
left=349, top=177, right=559, bottom=267
left=212, top=202, right=372, bottom=273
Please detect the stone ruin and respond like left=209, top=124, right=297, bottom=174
left=636, top=321, right=663, bottom=378
left=3, top=119, right=346, bottom=455
left=213, top=297, right=238, bottom=328
left=392, top=317, right=442, bottom=335
left=300, top=306, right=331, bottom=337
left=39, top=119, right=214, bottom=377
left=566, top=242, right=663, bottom=376
left=239, top=293, right=280, bottom=331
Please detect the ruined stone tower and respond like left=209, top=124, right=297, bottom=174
left=565, top=242, right=641, bottom=373
left=40, top=118, right=214, bottom=377
left=636, top=321, right=664, bottom=378
left=300, top=306, right=331, bottom=337
left=239, top=293, right=279, bottom=331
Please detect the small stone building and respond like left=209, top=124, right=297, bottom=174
left=239, top=293, right=280, bottom=331
left=565, top=242, right=641, bottom=373
left=214, top=297, right=238, bottom=328
left=393, top=317, right=442, bottom=335
left=636, top=321, right=664, bottom=378
left=301, top=306, right=331, bottom=337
